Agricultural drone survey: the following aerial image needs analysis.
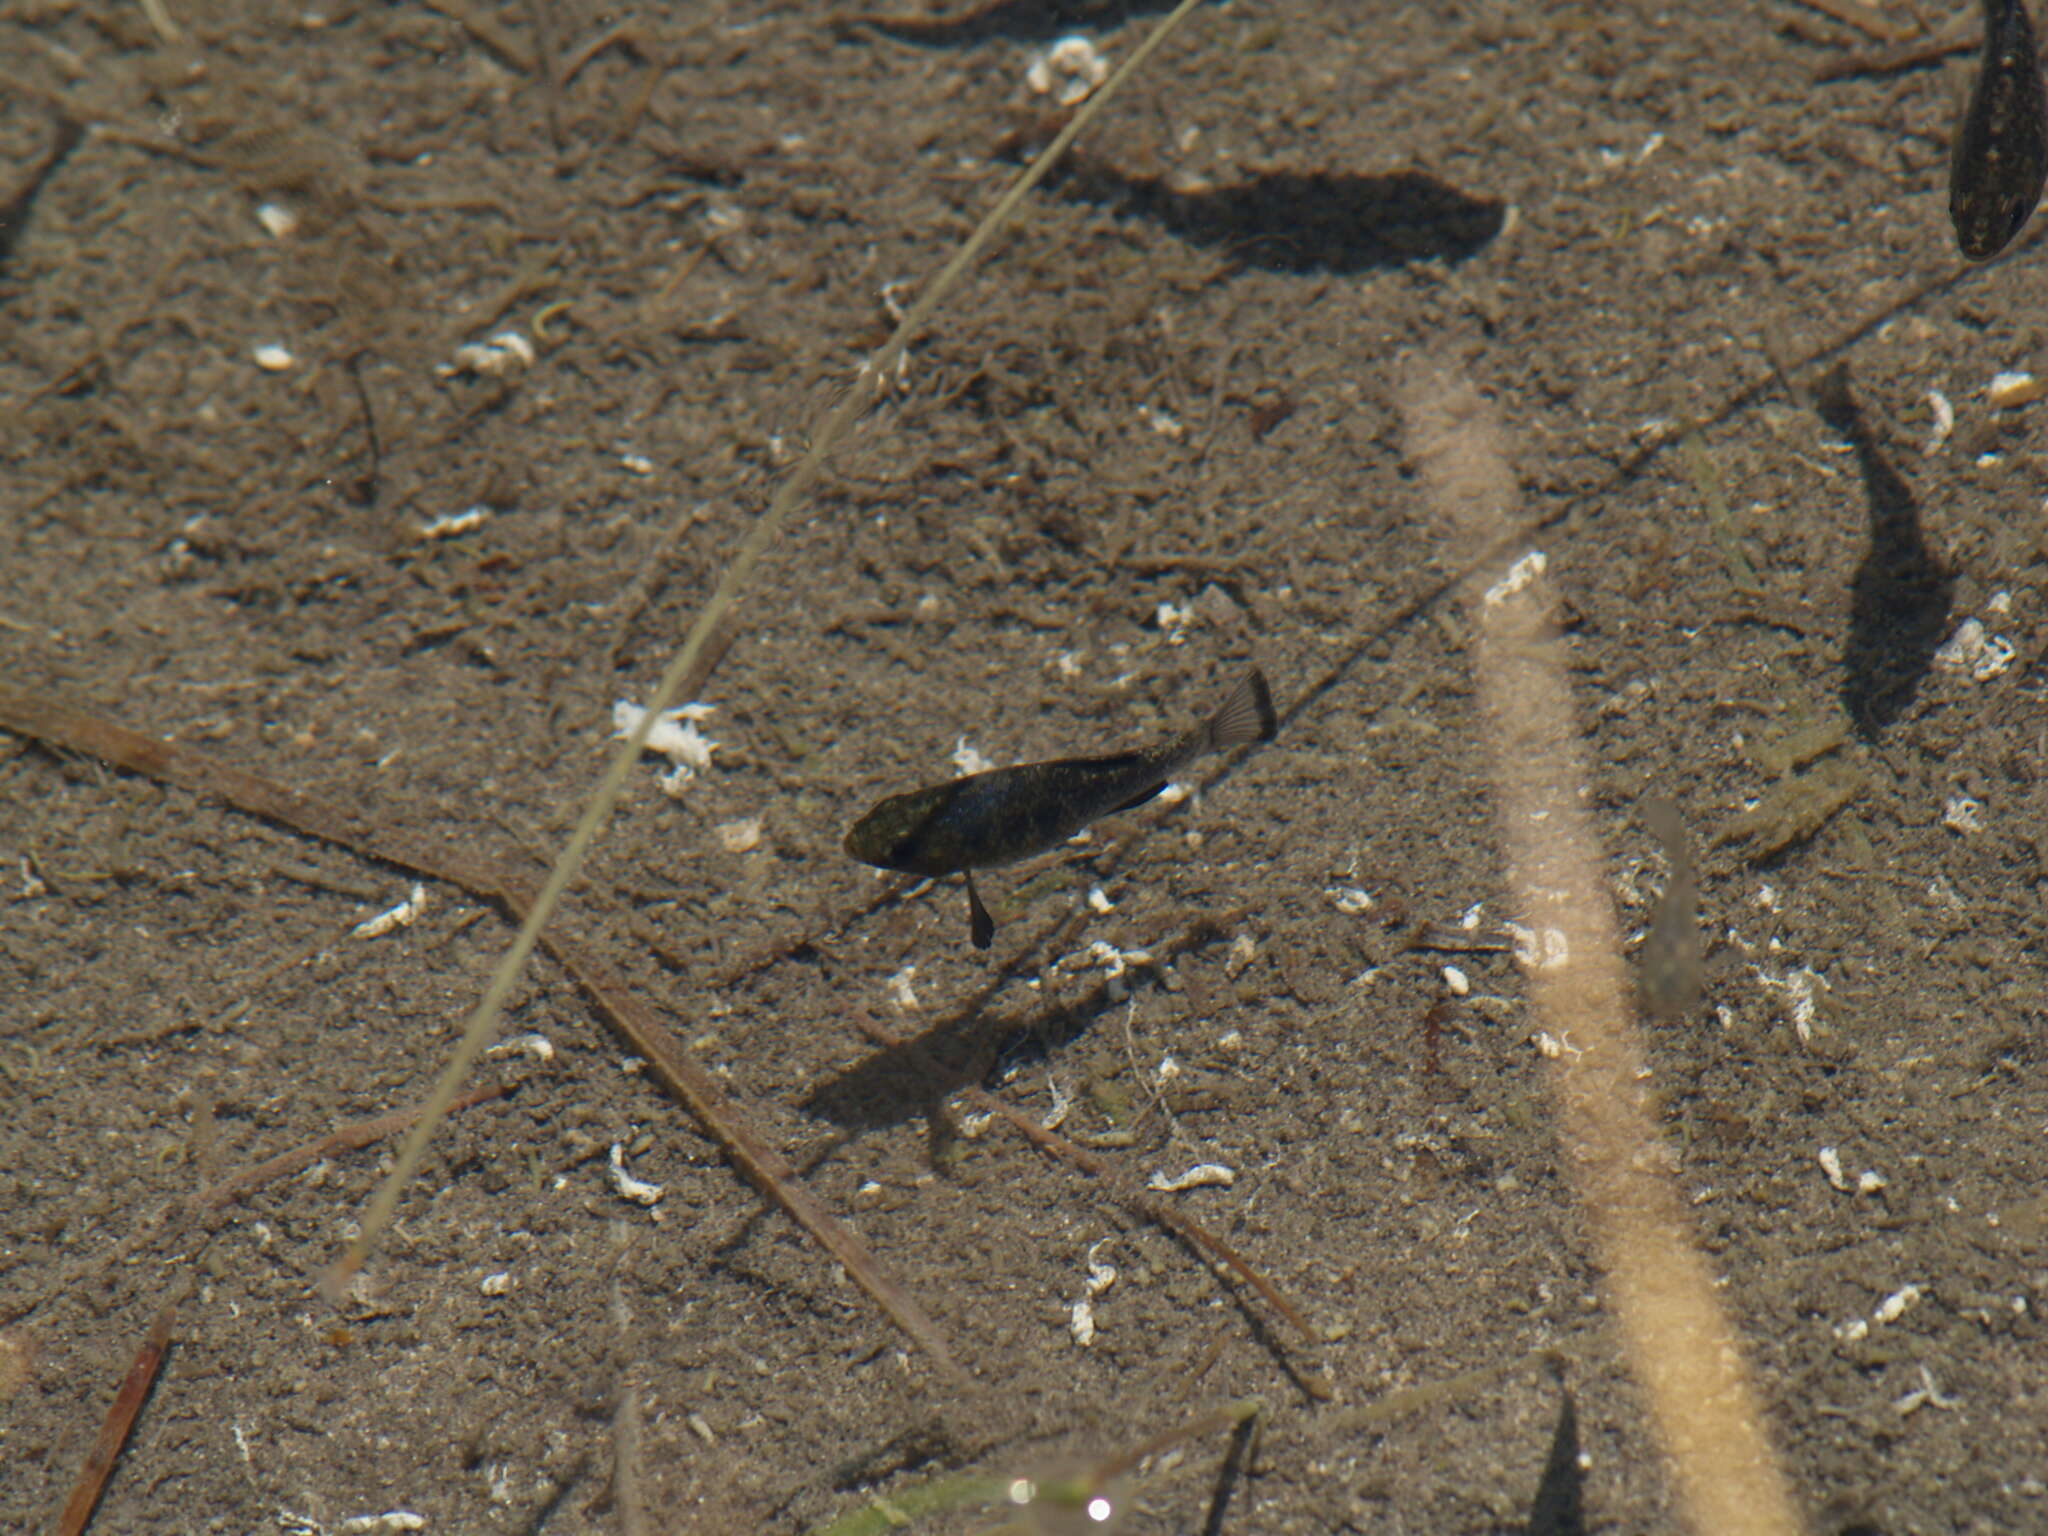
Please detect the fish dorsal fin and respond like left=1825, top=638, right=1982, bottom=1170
left=1204, top=669, right=1279, bottom=751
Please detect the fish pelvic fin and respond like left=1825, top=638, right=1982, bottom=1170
left=965, top=870, right=995, bottom=949
left=1203, top=668, right=1279, bottom=752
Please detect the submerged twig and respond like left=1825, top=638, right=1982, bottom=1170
left=1787, top=0, right=1907, bottom=42
left=53, top=1284, right=186, bottom=1536
left=1815, top=23, right=1974, bottom=80
left=0, top=684, right=965, bottom=1381
left=0, top=1083, right=510, bottom=1328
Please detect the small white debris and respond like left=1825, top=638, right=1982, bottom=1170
left=1156, top=781, right=1191, bottom=806
left=1873, top=1284, right=1923, bottom=1326
left=486, top=1032, right=555, bottom=1064
left=444, top=330, right=535, bottom=378
left=1754, top=884, right=1779, bottom=911
left=611, top=700, right=719, bottom=777
left=1532, top=1029, right=1584, bottom=1060
left=1325, top=886, right=1376, bottom=915
left=1442, top=965, right=1471, bottom=996
left=1224, top=933, right=1257, bottom=979
left=1147, top=1163, right=1235, bottom=1193
left=352, top=883, right=427, bottom=939
left=1075, top=941, right=1154, bottom=1000
left=1026, top=35, right=1109, bottom=107
left=952, top=738, right=995, bottom=776
left=618, top=452, right=656, bottom=476
left=1922, top=389, right=1955, bottom=454
left=1083, top=1237, right=1117, bottom=1293
left=715, top=816, right=764, bottom=853
left=1987, top=589, right=2014, bottom=616
left=252, top=343, right=295, bottom=372
left=1137, top=403, right=1185, bottom=440
left=1069, top=1236, right=1118, bottom=1345
left=416, top=507, right=489, bottom=540
left=339, top=1516, right=426, bottom=1534
left=480, top=1271, right=513, bottom=1297
left=1042, top=1076, right=1073, bottom=1131
left=1483, top=549, right=1547, bottom=607
left=607, top=1144, right=663, bottom=1206
left=1942, top=796, right=1985, bottom=834
left=1152, top=1053, right=1180, bottom=1084
left=1933, top=617, right=2018, bottom=682
left=1833, top=1317, right=1869, bottom=1344
left=1459, top=903, right=1484, bottom=930
left=886, top=966, right=920, bottom=1013
left=1818, top=1146, right=1849, bottom=1192
left=1755, top=965, right=1826, bottom=1044
left=1155, top=599, right=1197, bottom=643
left=1894, top=1364, right=1961, bottom=1415
left=1987, top=370, right=2048, bottom=409
left=255, top=201, right=299, bottom=239
left=1086, top=885, right=1116, bottom=914
left=1857, top=1169, right=1888, bottom=1196
left=1506, top=922, right=1570, bottom=972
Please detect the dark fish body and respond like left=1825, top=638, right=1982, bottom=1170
left=845, top=753, right=1178, bottom=876
left=845, top=670, right=1278, bottom=947
left=1950, top=0, right=2048, bottom=262
left=847, top=670, right=1276, bottom=875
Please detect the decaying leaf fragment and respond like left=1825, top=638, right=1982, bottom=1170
left=1712, top=755, right=1866, bottom=858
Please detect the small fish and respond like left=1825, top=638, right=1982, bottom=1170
left=1950, top=0, right=2048, bottom=262
left=845, top=669, right=1278, bottom=948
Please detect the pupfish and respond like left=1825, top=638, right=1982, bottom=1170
left=1950, top=0, right=2048, bottom=262
left=845, top=669, right=1278, bottom=948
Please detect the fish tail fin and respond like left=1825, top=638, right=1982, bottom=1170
left=1203, top=668, right=1278, bottom=752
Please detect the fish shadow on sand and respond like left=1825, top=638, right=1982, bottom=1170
left=854, top=0, right=1192, bottom=46
left=1056, top=160, right=1506, bottom=273
left=1816, top=364, right=1953, bottom=736
left=800, top=970, right=1120, bottom=1131
left=801, top=916, right=1236, bottom=1130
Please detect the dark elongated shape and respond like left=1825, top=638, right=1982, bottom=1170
left=1951, top=0, right=2048, bottom=261
left=845, top=669, right=1278, bottom=948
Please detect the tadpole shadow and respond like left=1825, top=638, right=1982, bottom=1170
left=856, top=0, right=1191, bottom=46
left=1816, top=364, right=1953, bottom=736
left=1056, top=159, right=1506, bottom=272
left=1520, top=1386, right=1586, bottom=1536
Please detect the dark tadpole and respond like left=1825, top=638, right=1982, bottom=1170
left=1817, top=364, right=1953, bottom=737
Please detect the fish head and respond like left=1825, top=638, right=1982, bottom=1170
left=843, top=784, right=954, bottom=874
left=1948, top=8, right=2048, bottom=262
left=1952, top=175, right=2040, bottom=261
